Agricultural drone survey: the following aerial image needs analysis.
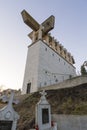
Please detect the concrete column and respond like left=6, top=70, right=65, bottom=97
left=60, top=45, right=64, bottom=56
left=68, top=52, right=71, bottom=63
left=54, top=39, right=58, bottom=51
left=32, top=31, right=36, bottom=43
left=38, top=25, right=44, bottom=40
left=61, top=48, right=65, bottom=58
left=63, top=49, right=67, bottom=59
left=49, top=34, right=52, bottom=47
left=56, top=42, right=60, bottom=54
left=69, top=55, right=72, bottom=64
left=52, top=37, right=56, bottom=50
left=43, top=35, right=50, bottom=45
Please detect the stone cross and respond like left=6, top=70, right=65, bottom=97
left=0, top=91, right=19, bottom=104
left=40, top=90, right=47, bottom=97
left=39, top=90, right=48, bottom=104
left=0, top=91, right=19, bottom=130
left=21, top=10, right=55, bottom=42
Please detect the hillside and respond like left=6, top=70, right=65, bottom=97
left=15, top=84, right=87, bottom=130
left=0, top=84, right=87, bottom=130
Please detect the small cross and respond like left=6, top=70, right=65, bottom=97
left=0, top=91, right=19, bottom=105
left=40, top=90, right=47, bottom=97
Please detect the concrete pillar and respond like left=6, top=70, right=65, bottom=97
left=63, top=49, right=67, bottom=59
left=38, top=25, right=44, bottom=40
left=54, top=39, right=58, bottom=51
left=61, top=48, right=65, bottom=58
left=56, top=42, right=60, bottom=54
left=60, top=45, right=64, bottom=57
left=32, top=31, right=36, bottom=43
left=49, top=34, right=52, bottom=47
left=67, top=52, right=71, bottom=64
left=51, top=37, right=56, bottom=50
left=43, top=35, right=50, bottom=45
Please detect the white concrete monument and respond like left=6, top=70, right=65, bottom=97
left=0, top=91, right=19, bottom=130
left=29, top=90, right=57, bottom=130
left=35, top=90, right=51, bottom=130
left=21, top=10, right=76, bottom=94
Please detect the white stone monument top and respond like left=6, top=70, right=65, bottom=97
left=38, top=90, right=49, bottom=105
left=0, top=91, right=19, bottom=104
left=0, top=91, right=19, bottom=130
left=40, top=90, right=47, bottom=96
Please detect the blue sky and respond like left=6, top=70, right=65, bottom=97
left=0, top=0, right=87, bottom=90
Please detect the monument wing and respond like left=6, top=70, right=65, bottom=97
left=21, top=10, right=40, bottom=31
left=42, top=15, right=55, bottom=34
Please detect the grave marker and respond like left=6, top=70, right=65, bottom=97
left=35, top=90, right=51, bottom=130
left=0, top=91, right=19, bottom=130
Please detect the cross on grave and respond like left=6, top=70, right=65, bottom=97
left=39, top=90, right=47, bottom=102
left=35, top=90, right=51, bottom=130
left=40, top=90, right=47, bottom=97
left=35, top=90, right=57, bottom=130
left=21, top=10, right=55, bottom=42
left=0, top=91, right=19, bottom=104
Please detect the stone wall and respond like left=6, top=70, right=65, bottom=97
left=37, top=40, right=76, bottom=88
left=52, top=114, right=87, bottom=130
left=39, top=76, right=87, bottom=91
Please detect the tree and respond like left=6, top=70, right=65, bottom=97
left=81, top=65, right=87, bottom=75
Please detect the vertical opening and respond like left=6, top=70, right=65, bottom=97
left=26, top=83, right=31, bottom=93
left=42, top=108, right=49, bottom=124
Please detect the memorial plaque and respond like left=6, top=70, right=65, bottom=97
left=42, top=108, right=49, bottom=124
left=0, top=121, right=13, bottom=130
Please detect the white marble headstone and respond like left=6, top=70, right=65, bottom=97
left=0, top=91, right=19, bottom=130
left=35, top=90, right=51, bottom=130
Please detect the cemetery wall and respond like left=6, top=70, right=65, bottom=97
left=39, top=75, right=87, bottom=91
left=52, top=114, right=87, bottom=130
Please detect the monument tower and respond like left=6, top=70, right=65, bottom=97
left=21, top=10, right=76, bottom=94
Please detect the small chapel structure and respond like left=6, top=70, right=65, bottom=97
left=35, top=90, right=52, bottom=130
left=21, top=10, right=76, bottom=94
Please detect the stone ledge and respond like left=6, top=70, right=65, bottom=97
left=39, top=76, right=87, bottom=91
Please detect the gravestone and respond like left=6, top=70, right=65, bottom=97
left=35, top=90, right=51, bottom=130
left=0, top=91, right=19, bottom=130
